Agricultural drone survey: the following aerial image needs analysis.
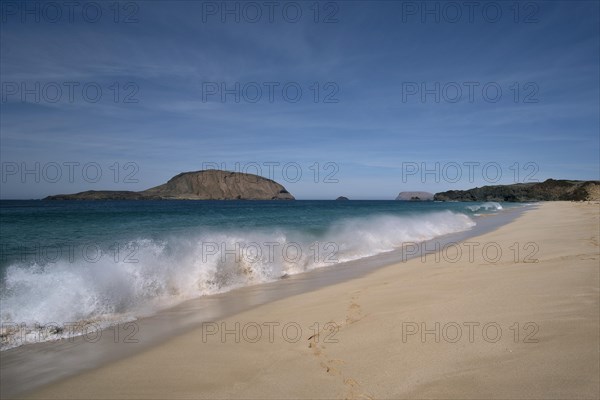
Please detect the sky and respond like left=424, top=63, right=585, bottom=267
left=1, top=0, right=599, bottom=199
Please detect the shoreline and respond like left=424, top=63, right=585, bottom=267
left=1, top=205, right=525, bottom=398
left=7, top=202, right=600, bottom=398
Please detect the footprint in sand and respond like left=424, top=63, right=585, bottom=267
left=346, top=292, right=364, bottom=325
left=306, top=291, right=372, bottom=399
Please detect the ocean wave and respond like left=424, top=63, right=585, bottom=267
left=0, top=211, right=475, bottom=349
left=466, top=202, right=504, bottom=212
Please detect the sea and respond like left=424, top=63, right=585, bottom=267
left=0, top=199, right=516, bottom=349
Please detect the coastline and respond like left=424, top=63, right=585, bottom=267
left=7, top=202, right=600, bottom=399
left=1, top=204, right=521, bottom=398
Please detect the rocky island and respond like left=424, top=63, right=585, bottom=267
left=434, top=179, right=600, bottom=202
left=44, top=170, right=295, bottom=200
left=395, top=191, right=434, bottom=201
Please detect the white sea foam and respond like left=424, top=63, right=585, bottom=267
left=0, top=211, right=475, bottom=349
left=466, top=202, right=504, bottom=212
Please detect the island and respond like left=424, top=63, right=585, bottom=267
left=44, top=170, right=295, bottom=200
left=395, top=191, right=434, bottom=201
left=336, top=196, right=349, bottom=201
left=434, top=179, right=600, bottom=202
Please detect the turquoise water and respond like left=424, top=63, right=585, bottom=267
left=0, top=200, right=511, bottom=344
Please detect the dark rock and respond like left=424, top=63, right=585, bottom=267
left=434, top=179, right=600, bottom=202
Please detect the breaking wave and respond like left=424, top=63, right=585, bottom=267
left=466, top=202, right=504, bottom=212
left=0, top=211, right=475, bottom=348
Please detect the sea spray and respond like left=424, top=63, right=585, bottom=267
left=1, top=211, right=475, bottom=344
left=1, top=200, right=501, bottom=349
left=466, top=202, right=504, bottom=212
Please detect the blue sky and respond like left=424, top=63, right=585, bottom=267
left=1, top=0, right=599, bottom=199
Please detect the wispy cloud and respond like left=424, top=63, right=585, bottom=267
left=1, top=1, right=598, bottom=198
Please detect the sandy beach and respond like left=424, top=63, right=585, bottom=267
left=23, top=202, right=600, bottom=399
